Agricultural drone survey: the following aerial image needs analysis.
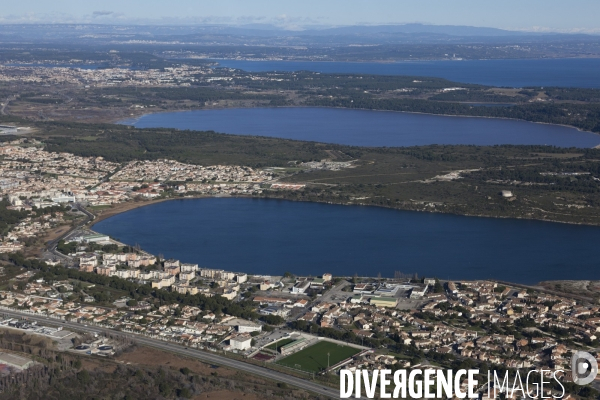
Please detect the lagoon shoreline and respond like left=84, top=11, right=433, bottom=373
left=115, top=105, right=600, bottom=147
left=90, top=196, right=600, bottom=284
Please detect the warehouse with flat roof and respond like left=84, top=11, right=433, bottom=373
left=370, top=297, right=398, bottom=308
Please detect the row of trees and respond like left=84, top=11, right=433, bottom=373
left=306, top=96, right=600, bottom=133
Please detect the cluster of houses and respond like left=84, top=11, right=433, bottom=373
left=419, top=280, right=600, bottom=370
left=253, top=296, right=309, bottom=317
left=0, top=141, right=121, bottom=207
left=0, top=64, right=326, bottom=89
left=77, top=252, right=248, bottom=301
left=0, top=64, right=209, bottom=87
left=290, top=273, right=333, bottom=294
left=0, top=279, right=263, bottom=353
left=1, top=259, right=599, bottom=382
left=0, top=141, right=281, bottom=209
left=0, top=211, right=65, bottom=253
left=112, top=160, right=273, bottom=184
left=264, top=278, right=600, bottom=377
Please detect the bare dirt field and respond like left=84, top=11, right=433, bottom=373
left=115, top=346, right=236, bottom=377
left=90, top=199, right=165, bottom=224
left=539, top=280, right=600, bottom=300
left=193, top=390, right=262, bottom=400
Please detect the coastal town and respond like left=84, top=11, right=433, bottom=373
left=0, top=139, right=285, bottom=257
left=0, top=62, right=322, bottom=89
left=0, top=129, right=597, bottom=400
left=0, top=251, right=598, bottom=399
left=0, top=138, right=274, bottom=202
left=1, top=3, right=600, bottom=397
left=0, top=138, right=597, bottom=394
left=0, top=64, right=212, bottom=87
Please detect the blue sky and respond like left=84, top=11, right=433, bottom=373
left=1, top=0, right=599, bottom=33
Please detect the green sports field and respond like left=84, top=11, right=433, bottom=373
left=275, top=341, right=361, bottom=373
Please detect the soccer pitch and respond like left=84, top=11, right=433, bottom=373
left=276, top=341, right=361, bottom=372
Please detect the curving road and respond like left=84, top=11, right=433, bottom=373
left=46, top=203, right=95, bottom=265
left=0, top=96, right=14, bottom=115
left=0, top=309, right=344, bottom=399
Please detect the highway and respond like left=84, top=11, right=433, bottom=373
left=46, top=203, right=95, bottom=265
left=0, top=309, right=343, bottom=399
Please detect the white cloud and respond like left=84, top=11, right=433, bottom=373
left=92, top=11, right=114, bottom=17
left=506, top=26, right=600, bottom=34
left=0, top=9, right=323, bottom=30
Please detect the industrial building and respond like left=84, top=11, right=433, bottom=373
left=229, top=334, right=252, bottom=351
left=370, top=297, right=398, bottom=308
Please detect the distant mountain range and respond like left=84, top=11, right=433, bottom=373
left=293, top=24, right=528, bottom=37
left=0, top=23, right=597, bottom=50
left=0, top=22, right=595, bottom=39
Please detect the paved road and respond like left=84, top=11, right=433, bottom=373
left=317, top=281, right=351, bottom=305
left=46, top=203, right=95, bottom=265
left=0, top=309, right=343, bottom=399
left=0, top=96, right=15, bottom=115
left=292, top=280, right=351, bottom=322
left=34, top=206, right=351, bottom=398
left=491, top=279, right=595, bottom=303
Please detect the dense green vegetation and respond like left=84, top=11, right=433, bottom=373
left=37, top=121, right=337, bottom=167
left=429, top=90, right=519, bottom=103
left=543, top=87, right=600, bottom=102
left=306, top=96, right=600, bottom=133
left=92, top=86, right=286, bottom=104
left=0, top=199, right=29, bottom=234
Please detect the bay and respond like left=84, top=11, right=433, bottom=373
left=124, top=107, right=600, bottom=148
left=213, top=58, right=600, bottom=88
left=93, top=198, right=600, bottom=284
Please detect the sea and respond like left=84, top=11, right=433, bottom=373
left=213, top=58, right=600, bottom=88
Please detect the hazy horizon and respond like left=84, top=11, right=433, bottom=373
left=1, top=0, right=599, bottom=34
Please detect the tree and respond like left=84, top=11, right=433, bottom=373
left=158, top=382, right=172, bottom=397
left=77, top=370, right=90, bottom=384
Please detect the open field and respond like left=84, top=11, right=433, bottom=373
left=276, top=340, right=361, bottom=372
left=116, top=346, right=236, bottom=377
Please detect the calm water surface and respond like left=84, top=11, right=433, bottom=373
left=123, top=107, right=600, bottom=148
left=93, top=198, right=600, bottom=284
left=214, top=58, right=600, bottom=88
